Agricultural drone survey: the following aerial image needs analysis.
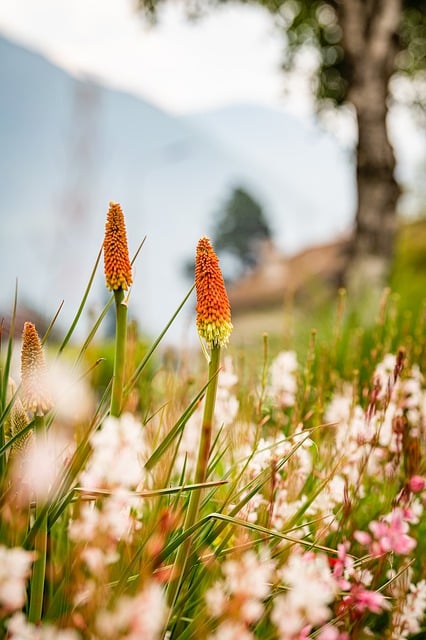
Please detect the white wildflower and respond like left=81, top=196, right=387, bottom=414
left=307, top=474, right=346, bottom=520
left=272, top=552, right=338, bottom=638
left=0, top=546, right=34, bottom=612
left=223, top=549, right=274, bottom=605
left=80, top=413, right=147, bottom=490
left=205, top=581, right=228, bottom=617
left=324, top=384, right=396, bottom=484
left=241, top=434, right=311, bottom=482
left=95, top=581, right=168, bottom=640
left=48, top=359, right=94, bottom=429
left=10, top=432, right=74, bottom=503
left=271, top=488, right=307, bottom=531
left=392, top=579, right=426, bottom=638
left=238, top=437, right=286, bottom=477
left=324, top=386, right=352, bottom=427
left=236, top=491, right=268, bottom=524
left=267, top=351, right=298, bottom=408
left=374, top=354, right=397, bottom=400
left=208, top=620, right=253, bottom=640
left=6, top=612, right=80, bottom=639
left=206, top=550, right=275, bottom=626
left=271, top=597, right=307, bottom=639
left=236, top=433, right=312, bottom=526
left=69, top=490, right=142, bottom=546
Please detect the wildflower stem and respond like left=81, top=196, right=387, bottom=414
left=167, top=345, right=221, bottom=611
left=194, top=346, right=220, bottom=486
left=28, top=415, right=48, bottom=624
left=110, top=289, right=128, bottom=417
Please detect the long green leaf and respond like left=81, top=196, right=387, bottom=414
left=58, top=244, right=103, bottom=354
left=123, top=284, right=195, bottom=402
left=144, top=366, right=219, bottom=471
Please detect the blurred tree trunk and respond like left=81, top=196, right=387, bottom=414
left=339, top=0, right=402, bottom=296
left=137, top=0, right=412, bottom=299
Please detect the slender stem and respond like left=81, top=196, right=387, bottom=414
left=110, top=289, right=128, bottom=417
left=193, top=346, right=220, bottom=487
left=28, top=416, right=48, bottom=623
left=167, top=346, right=221, bottom=611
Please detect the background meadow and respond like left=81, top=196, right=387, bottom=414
left=1, top=204, right=426, bottom=639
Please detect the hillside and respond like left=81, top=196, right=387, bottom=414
left=228, top=218, right=426, bottom=348
left=0, top=34, right=356, bottom=342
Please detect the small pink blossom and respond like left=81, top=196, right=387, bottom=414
left=408, top=475, right=426, bottom=493
left=331, top=542, right=353, bottom=591
left=342, top=585, right=389, bottom=615
left=355, top=509, right=416, bottom=557
left=318, top=625, right=350, bottom=640
left=354, top=530, right=372, bottom=546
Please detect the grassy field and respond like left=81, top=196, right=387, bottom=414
left=0, top=210, right=425, bottom=639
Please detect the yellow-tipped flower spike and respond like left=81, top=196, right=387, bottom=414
left=195, top=236, right=233, bottom=348
left=103, top=201, right=133, bottom=291
left=20, top=322, right=52, bottom=417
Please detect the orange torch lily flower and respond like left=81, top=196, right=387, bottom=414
left=195, top=236, right=232, bottom=348
left=103, top=201, right=133, bottom=291
left=20, top=322, right=52, bottom=417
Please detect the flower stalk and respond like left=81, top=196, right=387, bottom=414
left=110, top=289, right=128, bottom=417
left=167, top=237, right=231, bottom=613
left=28, top=416, right=48, bottom=624
left=103, top=202, right=132, bottom=417
left=20, top=322, right=50, bottom=623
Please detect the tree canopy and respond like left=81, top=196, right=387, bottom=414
left=212, top=186, right=272, bottom=279
left=138, top=0, right=426, bottom=296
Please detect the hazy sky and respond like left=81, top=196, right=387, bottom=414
left=1, top=0, right=424, bottom=178
left=0, top=0, right=306, bottom=115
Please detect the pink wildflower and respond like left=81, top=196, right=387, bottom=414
left=342, top=585, right=389, bottom=615
left=331, top=542, right=353, bottom=591
left=318, top=625, right=350, bottom=640
left=355, top=509, right=416, bottom=557
left=408, top=475, right=426, bottom=493
left=353, top=530, right=372, bottom=546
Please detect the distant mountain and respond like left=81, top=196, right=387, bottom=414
left=0, top=35, right=355, bottom=342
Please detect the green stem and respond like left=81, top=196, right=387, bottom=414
left=166, top=346, right=221, bottom=611
left=28, top=416, right=48, bottom=624
left=110, top=289, right=128, bottom=417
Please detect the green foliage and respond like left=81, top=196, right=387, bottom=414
left=399, top=3, right=426, bottom=76
left=391, top=218, right=426, bottom=317
left=271, top=0, right=426, bottom=106
left=212, top=186, right=272, bottom=279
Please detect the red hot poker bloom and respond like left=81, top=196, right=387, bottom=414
left=20, top=322, right=52, bottom=417
left=103, top=201, right=133, bottom=291
left=195, top=236, right=232, bottom=348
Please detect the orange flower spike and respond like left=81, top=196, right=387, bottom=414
left=21, top=322, right=52, bottom=417
left=195, top=236, right=233, bottom=348
left=103, top=201, right=133, bottom=291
